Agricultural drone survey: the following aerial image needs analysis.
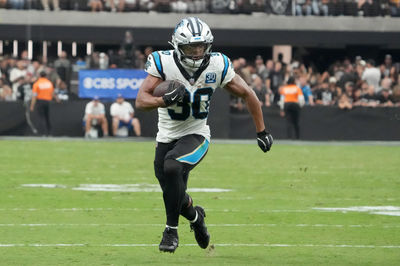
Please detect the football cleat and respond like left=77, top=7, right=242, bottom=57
left=190, top=206, right=210, bottom=249
left=159, top=227, right=179, bottom=253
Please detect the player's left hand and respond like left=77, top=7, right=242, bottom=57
left=257, top=130, right=273, bottom=153
left=162, top=81, right=187, bottom=106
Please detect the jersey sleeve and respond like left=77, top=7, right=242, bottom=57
left=145, top=52, right=165, bottom=80
left=220, top=54, right=236, bottom=88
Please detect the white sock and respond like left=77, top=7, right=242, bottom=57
left=166, top=225, right=178, bottom=230
left=190, top=210, right=198, bottom=224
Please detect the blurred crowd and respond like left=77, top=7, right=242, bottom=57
left=0, top=31, right=151, bottom=101
left=231, top=53, right=400, bottom=111
left=0, top=0, right=399, bottom=17
left=1, top=39, right=400, bottom=109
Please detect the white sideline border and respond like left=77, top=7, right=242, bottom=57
left=0, top=243, right=399, bottom=249
left=1, top=136, right=400, bottom=146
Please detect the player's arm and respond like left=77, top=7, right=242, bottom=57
left=225, top=74, right=266, bottom=132
left=136, top=74, right=166, bottom=110
left=225, top=74, right=273, bottom=152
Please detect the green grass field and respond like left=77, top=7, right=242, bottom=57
left=0, top=139, right=399, bottom=265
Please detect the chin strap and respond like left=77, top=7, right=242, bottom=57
left=173, top=51, right=210, bottom=85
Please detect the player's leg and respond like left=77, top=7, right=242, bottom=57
left=154, top=141, right=180, bottom=252
left=112, top=117, right=119, bottom=136
left=99, top=116, right=109, bottom=136
left=131, top=118, right=141, bottom=136
left=85, top=114, right=93, bottom=134
left=165, top=134, right=211, bottom=249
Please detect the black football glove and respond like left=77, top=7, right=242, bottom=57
left=162, top=81, right=187, bottom=106
left=257, top=130, right=273, bottom=153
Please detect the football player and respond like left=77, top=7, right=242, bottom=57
left=136, top=17, right=273, bottom=253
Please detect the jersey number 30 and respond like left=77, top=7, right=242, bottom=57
left=168, top=87, right=213, bottom=120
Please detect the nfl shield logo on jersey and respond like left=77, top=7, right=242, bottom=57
left=205, top=72, right=216, bottom=84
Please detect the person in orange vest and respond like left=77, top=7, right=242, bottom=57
left=30, top=71, right=59, bottom=136
left=279, top=76, right=305, bottom=139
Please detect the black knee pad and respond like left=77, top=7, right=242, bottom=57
left=163, top=159, right=183, bottom=179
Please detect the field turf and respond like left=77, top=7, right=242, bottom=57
left=0, top=139, right=399, bottom=265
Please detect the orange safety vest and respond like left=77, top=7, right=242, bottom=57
left=32, top=77, right=54, bottom=101
left=279, top=84, right=303, bottom=103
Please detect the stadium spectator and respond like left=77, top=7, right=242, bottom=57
left=358, top=0, right=381, bottom=16
left=360, top=85, right=380, bottom=107
left=170, top=0, right=188, bottom=13
left=279, top=76, right=304, bottom=139
left=352, top=87, right=363, bottom=106
left=187, top=0, right=207, bottom=13
left=252, top=75, right=270, bottom=107
left=267, top=61, right=285, bottom=104
left=296, top=0, right=314, bottom=15
left=362, top=59, right=381, bottom=93
left=0, top=0, right=7, bottom=8
left=154, top=0, right=170, bottom=12
left=344, top=81, right=355, bottom=97
left=54, top=51, right=71, bottom=89
left=89, top=0, right=104, bottom=12
left=210, top=0, right=230, bottom=13
left=30, top=71, right=59, bottom=135
left=380, top=54, right=396, bottom=80
left=377, top=88, right=395, bottom=106
left=9, top=60, right=29, bottom=101
left=98, top=52, right=109, bottom=69
left=8, top=0, right=24, bottom=9
left=110, top=94, right=141, bottom=137
left=389, top=0, right=400, bottom=16
left=254, top=55, right=268, bottom=81
left=41, top=0, right=60, bottom=10
left=299, top=75, right=314, bottom=105
left=315, top=0, right=329, bottom=15
left=83, top=96, right=109, bottom=138
left=0, top=79, right=13, bottom=101
left=120, top=30, right=137, bottom=68
left=392, top=85, right=400, bottom=106
left=338, top=92, right=353, bottom=109
left=314, top=80, right=335, bottom=106
left=339, top=63, right=358, bottom=90
left=45, top=63, right=63, bottom=89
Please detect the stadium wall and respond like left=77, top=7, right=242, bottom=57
left=1, top=97, right=399, bottom=140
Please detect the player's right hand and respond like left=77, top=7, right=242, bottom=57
left=257, top=130, right=273, bottom=153
left=162, top=81, right=187, bottom=106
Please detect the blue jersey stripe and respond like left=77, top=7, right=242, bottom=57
left=152, top=52, right=165, bottom=80
left=221, top=54, right=229, bottom=84
left=176, top=139, right=209, bottom=165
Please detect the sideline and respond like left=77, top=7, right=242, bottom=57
left=1, top=136, right=400, bottom=146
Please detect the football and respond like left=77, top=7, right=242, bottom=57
left=153, top=80, right=184, bottom=97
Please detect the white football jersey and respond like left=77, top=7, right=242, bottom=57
left=145, top=50, right=235, bottom=143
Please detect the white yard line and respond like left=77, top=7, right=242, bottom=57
left=0, top=243, right=399, bottom=248
left=0, top=223, right=399, bottom=228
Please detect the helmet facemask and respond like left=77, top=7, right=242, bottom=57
left=177, top=42, right=212, bottom=69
